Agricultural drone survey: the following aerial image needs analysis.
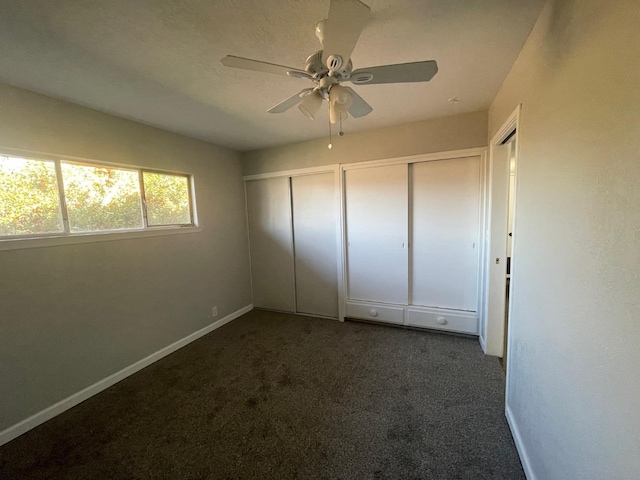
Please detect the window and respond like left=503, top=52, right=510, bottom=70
left=0, top=156, right=64, bottom=236
left=0, top=153, right=196, bottom=239
left=62, top=162, right=144, bottom=232
left=142, top=171, right=192, bottom=226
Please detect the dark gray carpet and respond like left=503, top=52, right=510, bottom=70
left=0, top=309, right=524, bottom=479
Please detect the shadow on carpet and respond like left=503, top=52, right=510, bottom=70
left=0, top=309, right=524, bottom=479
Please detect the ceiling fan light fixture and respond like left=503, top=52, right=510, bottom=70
left=298, top=91, right=323, bottom=119
left=329, top=102, right=340, bottom=124
left=329, top=87, right=351, bottom=125
left=329, top=106, right=348, bottom=125
left=329, top=85, right=353, bottom=113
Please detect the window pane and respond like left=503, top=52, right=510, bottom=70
left=143, top=172, right=191, bottom=225
left=0, top=156, right=64, bottom=236
left=61, top=162, right=143, bottom=232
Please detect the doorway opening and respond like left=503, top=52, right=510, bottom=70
left=501, top=134, right=517, bottom=371
left=481, top=105, right=520, bottom=364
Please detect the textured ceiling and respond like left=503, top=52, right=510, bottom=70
left=0, top=0, right=545, bottom=151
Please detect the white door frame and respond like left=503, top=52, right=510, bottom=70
left=481, top=105, right=521, bottom=356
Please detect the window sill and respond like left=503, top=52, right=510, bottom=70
left=0, top=226, right=203, bottom=252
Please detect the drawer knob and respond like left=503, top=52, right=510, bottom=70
left=369, top=309, right=379, bottom=317
left=436, top=316, right=448, bottom=325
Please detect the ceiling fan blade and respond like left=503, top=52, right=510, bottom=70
left=221, top=55, right=311, bottom=78
left=267, top=88, right=315, bottom=114
left=343, top=87, right=372, bottom=118
left=321, top=0, right=371, bottom=68
left=350, top=61, right=438, bottom=85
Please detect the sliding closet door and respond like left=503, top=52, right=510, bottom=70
left=245, top=177, right=295, bottom=312
left=410, top=157, right=481, bottom=311
left=291, top=173, right=339, bottom=318
left=345, top=164, right=408, bottom=304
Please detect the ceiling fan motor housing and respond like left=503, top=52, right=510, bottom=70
left=326, top=53, right=352, bottom=80
left=304, top=51, right=328, bottom=77
left=305, top=50, right=352, bottom=81
left=326, top=54, right=342, bottom=70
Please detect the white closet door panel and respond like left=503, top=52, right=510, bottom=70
left=291, top=173, right=339, bottom=318
left=246, top=178, right=295, bottom=312
left=411, top=156, right=480, bottom=311
left=345, top=165, right=408, bottom=304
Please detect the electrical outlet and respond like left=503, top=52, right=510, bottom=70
left=211, top=306, right=218, bottom=318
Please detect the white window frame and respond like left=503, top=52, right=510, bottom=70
left=0, top=149, right=201, bottom=251
left=140, top=168, right=196, bottom=228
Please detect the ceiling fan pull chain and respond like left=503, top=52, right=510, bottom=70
left=339, top=114, right=344, bottom=136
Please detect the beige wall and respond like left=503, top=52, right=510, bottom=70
left=0, top=83, right=252, bottom=432
left=489, top=0, right=640, bottom=478
left=242, top=110, right=487, bottom=175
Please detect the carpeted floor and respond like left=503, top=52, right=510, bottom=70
left=0, top=309, right=524, bottom=479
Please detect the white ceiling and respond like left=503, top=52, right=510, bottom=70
left=0, top=0, right=545, bottom=151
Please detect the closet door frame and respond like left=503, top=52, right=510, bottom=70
left=340, top=147, right=488, bottom=332
left=243, top=164, right=345, bottom=321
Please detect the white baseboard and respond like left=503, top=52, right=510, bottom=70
left=506, top=404, right=536, bottom=480
left=0, top=304, right=253, bottom=447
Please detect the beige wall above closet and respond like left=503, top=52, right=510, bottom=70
left=241, top=110, right=488, bottom=176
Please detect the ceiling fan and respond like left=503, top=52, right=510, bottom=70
left=220, top=0, right=438, bottom=126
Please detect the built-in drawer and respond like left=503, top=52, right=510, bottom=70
left=346, top=302, right=405, bottom=325
left=406, top=308, right=477, bottom=335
